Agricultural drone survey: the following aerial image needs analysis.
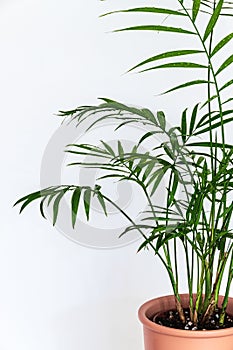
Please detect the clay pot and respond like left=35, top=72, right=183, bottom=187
left=138, top=294, right=233, bottom=350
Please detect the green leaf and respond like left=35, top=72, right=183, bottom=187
left=196, top=231, right=205, bottom=250
left=14, top=191, right=41, bottom=210
left=181, top=108, right=187, bottom=142
left=157, top=111, right=166, bottom=130
left=168, top=171, right=179, bottom=206
left=139, top=131, right=158, bottom=145
left=97, top=192, right=107, bottom=216
left=216, top=54, right=233, bottom=75
left=161, top=80, right=212, bottom=95
left=128, top=50, right=204, bottom=72
left=15, top=187, right=62, bottom=213
left=191, top=193, right=204, bottom=226
left=142, top=161, right=156, bottom=182
left=195, top=109, right=216, bottom=128
left=211, top=33, right=233, bottom=57
left=118, top=141, right=124, bottom=157
left=40, top=198, right=47, bottom=219
left=150, top=166, right=169, bottom=196
left=201, top=160, right=208, bottom=188
left=223, top=97, right=233, bottom=105
left=114, top=25, right=196, bottom=35
left=193, top=0, right=201, bottom=21
left=198, top=109, right=233, bottom=128
left=140, top=62, right=207, bottom=73
left=187, top=142, right=233, bottom=149
left=132, top=162, right=144, bottom=177
left=114, top=119, right=142, bottom=131
left=189, top=103, right=199, bottom=135
left=101, top=7, right=187, bottom=18
left=53, top=189, right=69, bottom=226
left=67, top=144, right=109, bottom=155
left=97, top=174, right=126, bottom=180
left=137, top=236, right=156, bottom=253
left=136, top=226, right=168, bottom=252
left=83, top=188, right=92, bottom=220
left=100, top=141, right=115, bottom=156
left=203, top=0, right=224, bottom=41
left=194, top=116, right=233, bottom=135
left=201, top=94, right=218, bottom=109
left=128, top=145, right=137, bottom=170
left=66, top=150, right=111, bottom=159
left=219, top=79, right=233, bottom=92
left=156, top=231, right=180, bottom=251
left=48, top=192, right=61, bottom=206
left=119, top=224, right=155, bottom=239
left=71, top=187, right=82, bottom=228
left=140, top=108, right=158, bottom=125
left=164, top=144, right=174, bottom=160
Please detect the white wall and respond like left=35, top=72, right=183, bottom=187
left=1, top=1, right=232, bottom=349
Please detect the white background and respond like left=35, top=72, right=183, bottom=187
left=1, top=1, right=232, bottom=349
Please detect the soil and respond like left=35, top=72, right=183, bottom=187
left=152, top=308, right=233, bottom=331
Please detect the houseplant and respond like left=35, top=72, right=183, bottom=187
left=15, top=0, right=233, bottom=348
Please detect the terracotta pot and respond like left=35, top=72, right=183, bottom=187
left=138, top=294, right=233, bottom=350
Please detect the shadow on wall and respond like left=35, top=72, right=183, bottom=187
left=51, top=297, right=144, bottom=350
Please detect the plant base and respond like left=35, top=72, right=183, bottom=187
left=138, top=294, right=233, bottom=350
left=154, top=307, right=233, bottom=331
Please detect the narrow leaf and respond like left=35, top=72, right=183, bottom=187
left=197, top=109, right=233, bottom=128
left=101, top=7, right=187, bottom=18
left=40, top=198, right=47, bottom=219
left=164, top=144, right=174, bottom=160
left=223, top=97, right=233, bottom=105
left=201, top=94, right=218, bottom=109
left=150, top=167, right=169, bottom=196
left=139, top=131, right=158, bottom=145
left=114, top=25, right=196, bottom=35
left=140, top=62, right=207, bottom=73
left=71, top=187, right=82, bottom=228
left=48, top=192, right=60, bottom=206
left=18, top=191, right=50, bottom=214
left=216, top=54, right=233, bottom=75
left=194, top=117, right=233, bottom=135
left=53, top=189, right=69, bottom=226
left=219, top=79, right=233, bottom=92
left=118, top=141, right=124, bottom=157
left=97, top=192, right=107, bottom=216
left=187, top=142, right=233, bottom=149
left=128, top=50, right=204, bottom=72
left=83, top=188, right=92, bottom=220
left=142, top=161, right=156, bottom=182
left=157, top=111, right=166, bottom=130
left=181, top=108, right=187, bottom=142
left=14, top=190, right=43, bottom=207
left=189, top=103, right=199, bottom=135
left=211, top=33, right=233, bottom=57
left=100, top=141, right=115, bottom=156
left=97, top=174, right=126, bottom=180
left=140, top=108, right=158, bottom=124
left=203, top=0, right=224, bottom=41
left=161, top=80, right=212, bottom=95
left=67, top=144, right=108, bottom=154
left=193, top=0, right=201, bottom=21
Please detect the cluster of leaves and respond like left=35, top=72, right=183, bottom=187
left=15, top=0, right=233, bottom=327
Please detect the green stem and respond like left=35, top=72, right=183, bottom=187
left=194, top=259, right=205, bottom=323
left=220, top=250, right=233, bottom=325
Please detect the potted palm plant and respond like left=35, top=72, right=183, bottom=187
left=15, top=0, right=233, bottom=349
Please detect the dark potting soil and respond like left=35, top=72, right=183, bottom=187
left=152, top=308, right=233, bottom=331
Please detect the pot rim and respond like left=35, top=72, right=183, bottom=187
left=138, top=294, right=233, bottom=339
